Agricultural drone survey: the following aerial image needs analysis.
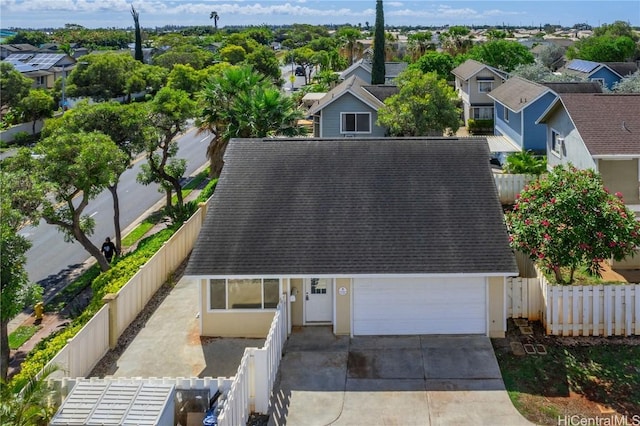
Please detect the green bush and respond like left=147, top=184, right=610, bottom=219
left=12, top=131, right=33, bottom=146
left=12, top=227, right=176, bottom=386
left=196, top=178, right=218, bottom=203
left=467, top=119, right=494, bottom=134
left=504, top=151, right=547, bottom=175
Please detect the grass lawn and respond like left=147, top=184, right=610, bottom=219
left=8, top=325, right=41, bottom=349
left=493, top=322, right=640, bottom=425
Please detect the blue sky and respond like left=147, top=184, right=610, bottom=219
left=1, top=0, right=638, bottom=29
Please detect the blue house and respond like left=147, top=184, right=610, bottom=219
left=561, top=59, right=639, bottom=90
left=489, top=77, right=602, bottom=157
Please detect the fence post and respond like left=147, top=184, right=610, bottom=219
left=199, top=202, right=208, bottom=225
left=102, top=293, right=119, bottom=349
left=252, top=349, right=269, bottom=414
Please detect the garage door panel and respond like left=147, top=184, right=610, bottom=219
left=353, top=277, right=486, bottom=335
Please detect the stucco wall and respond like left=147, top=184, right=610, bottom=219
left=488, top=276, right=506, bottom=338
left=334, top=278, right=351, bottom=335
left=290, top=278, right=304, bottom=327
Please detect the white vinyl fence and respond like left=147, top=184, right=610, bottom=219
left=507, top=269, right=640, bottom=336
left=493, top=173, right=536, bottom=205
left=217, top=295, right=289, bottom=425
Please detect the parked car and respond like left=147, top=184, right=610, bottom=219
left=295, top=66, right=305, bottom=76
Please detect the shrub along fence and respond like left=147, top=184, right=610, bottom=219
left=41, top=201, right=208, bottom=380
left=493, top=173, right=536, bottom=205
left=507, top=267, right=640, bottom=336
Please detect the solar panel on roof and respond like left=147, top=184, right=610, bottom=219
left=26, top=53, right=66, bottom=70
left=567, top=59, right=599, bottom=73
left=5, top=53, right=34, bottom=61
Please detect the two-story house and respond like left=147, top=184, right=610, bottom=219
left=489, top=77, right=602, bottom=156
left=3, top=52, right=76, bottom=89
left=451, top=59, right=508, bottom=127
left=560, top=59, right=639, bottom=90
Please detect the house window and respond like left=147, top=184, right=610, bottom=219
left=551, top=130, right=563, bottom=156
left=341, top=112, right=371, bottom=133
left=473, top=107, right=493, bottom=120
left=478, top=81, right=493, bottom=93
left=504, top=107, right=510, bottom=122
left=209, top=278, right=280, bottom=310
left=36, top=76, right=46, bottom=86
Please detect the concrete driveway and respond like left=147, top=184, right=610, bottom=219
left=269, top=327, right=532, bottom=426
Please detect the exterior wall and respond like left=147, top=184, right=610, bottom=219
left=199, top=280, right=275, bottom=337
left=545, top=107, right=596, bottom=170
left=320, top=93, right=386, bottom=138
left=334, top=278, right=351, bottom=335
left=290, top=278, right=304, bottom=327
left=589, top=68, right=619, bottom=90
left=468, top=68, right=504, bottom=106
left=494, top=103, right=523, bottom=148
left=598, top=159, right=640, bottom=205
left=522, top=92, right=555, bottom=152
left=487, top=276, right=506, bottom=338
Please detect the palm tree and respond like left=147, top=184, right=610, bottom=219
left=407, top=31, right=434, bottom=61
left=0, top=365, right=60, bottom=426
left=209, top=11, right=219, bottom=31
left=197, top=66, right=307, bottom=177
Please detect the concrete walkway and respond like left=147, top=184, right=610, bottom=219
left=270, top=327, right=533, bottom=426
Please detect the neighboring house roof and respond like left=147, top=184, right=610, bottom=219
left=451, top=59, right=507, bottom=81
left=562, top=59, right=637, bottom=79
left=602, top=62, right=639, bottom=77
left=0, top=43, right=37, bottom=52
left=541, top=82, right=603, bottom=93
left=487, top=77, right=550, bottom=112
left=538, top=93, right=640, bottom=157
left=4, top=52, right=72, bottom=71
left=185, top=138, right=517, bottom=277
left=307, top=75, right=396, bottom=115
left=339, top=58, right=408, bottom=81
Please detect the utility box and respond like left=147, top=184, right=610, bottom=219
left=50, top=381, right=175, bottom=425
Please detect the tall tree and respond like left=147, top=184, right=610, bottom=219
left=466, top=40, right=534, bottom=72
left=371, top=0, right=386, bottom=84
left=197, top=66, right=307, bottom=177
left=13, top=132, right=128, bottom=272
left=42, top=101, right=150, bottom=253
left=439, top=26, right=472, bottom=56
left=131, top=5, right=144, bottom=63
left=138, top=88, right=195, bottom=212
left=0, top=165, right=43, bottom=381
left=410, top=51, right=455, bottom=81
left=377, top=69, right=460, bottom=136
left=66, top=52, right=141, bottom=101
left=407, top=31, right=434, bottom=61
left=210, top=11, right=219, bottom=30
left=337, top=27, right=362, bottom=65
left=567, top=35, right=636, bottom=62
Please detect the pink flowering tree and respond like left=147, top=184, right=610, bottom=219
left=505, top=165, right=640, bottom=284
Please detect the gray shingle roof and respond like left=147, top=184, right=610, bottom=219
left=541, top=82, right=603, bottom=93
left=185, top=138, right=517, bottom=277
left=451, top=59, right=507, bottom=81
left=602, top=62, right=639, bottom=77
left=487, top=77, right=549, bottom=112
left=540, top=93, right=640, bottom=156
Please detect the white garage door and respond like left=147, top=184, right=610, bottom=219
left=353, top=277, right=487, bottom=335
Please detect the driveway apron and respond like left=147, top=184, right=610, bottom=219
left=270, top=328, right=532, bottom=426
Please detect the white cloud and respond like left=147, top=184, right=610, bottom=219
left=387, top=2, right=403, bottom=6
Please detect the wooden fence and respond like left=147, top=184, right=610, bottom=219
left=507, top=271, right=640, bottom=336
left=492, top=173, right=536, bottom=205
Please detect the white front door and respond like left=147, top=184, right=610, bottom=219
left=305, top=278, right=333, bottom=322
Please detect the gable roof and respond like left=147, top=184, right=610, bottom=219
left=307, top=75, right=395, bottom=115
left=339, top=59, right=408, bottom=81
left=602, top=62, right=639, bottom=78
left=185, top=138, right=517, bottom=277
left=451, top=59, right=507, bottom=81
left=563, top=59, right=637, bottom=79
left=487, top=77, right=550, bottom=112
left=538, top=93, right=640, bottom=157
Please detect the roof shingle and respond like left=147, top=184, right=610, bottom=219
left=185, top=138, right=517, bottom=277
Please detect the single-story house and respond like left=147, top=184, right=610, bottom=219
left=184, top=138, right=519, bottom=339
left=451, top=59, right=508, bottom=127
left=489, top=77, right=602, bottom=154
left=307, top=75, right=397, bottom=137
left=560, top=59, right=639, bottom=90
left=537, top=93, right=640, bottom=212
